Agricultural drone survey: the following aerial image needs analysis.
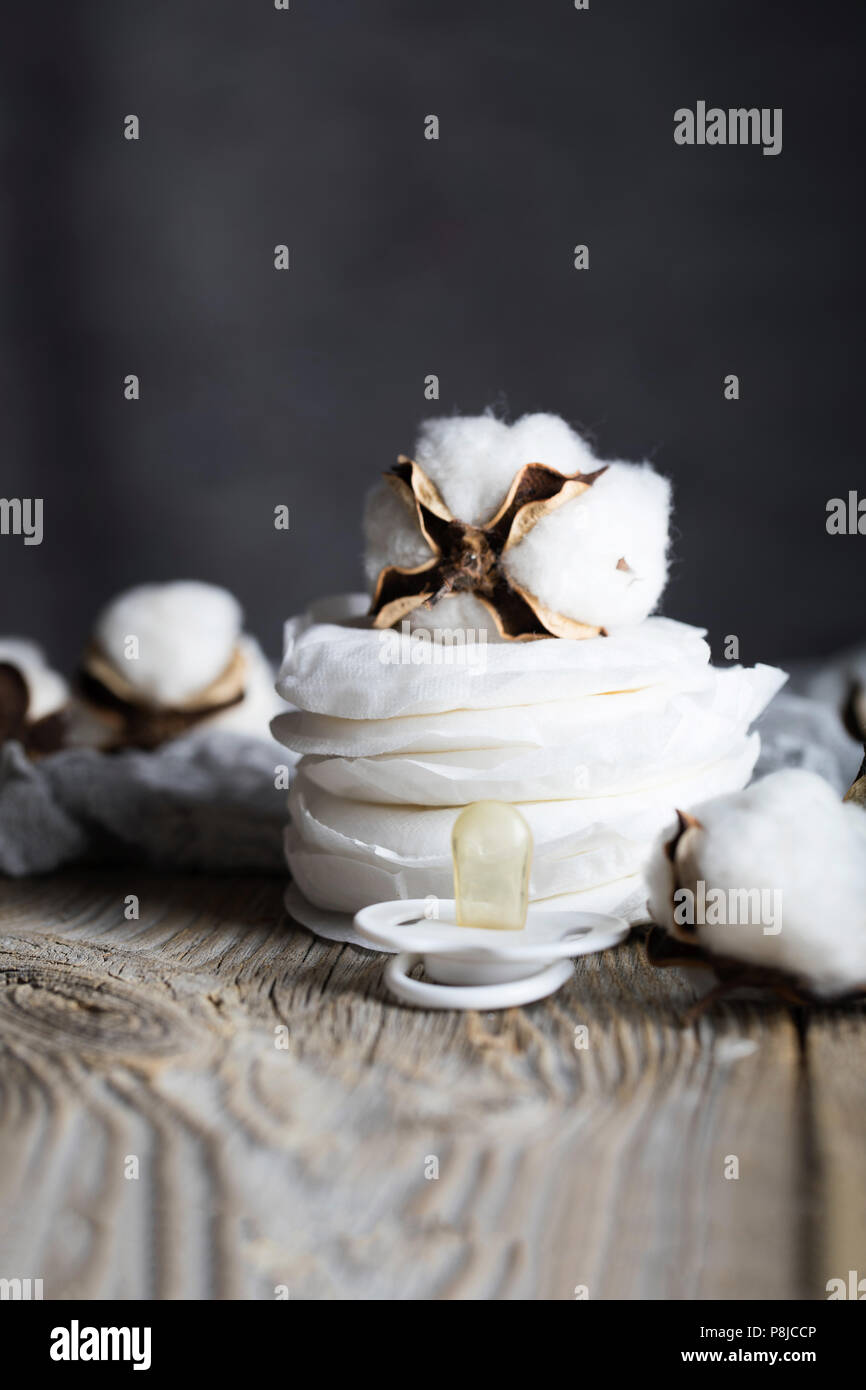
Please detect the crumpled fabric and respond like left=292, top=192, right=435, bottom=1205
left=754, top=689, right=862, bottom=794
left=0, top=732, right=290, bottom=876
left=787, top=641, right=866, bottom=712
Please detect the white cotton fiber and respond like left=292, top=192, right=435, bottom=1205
left=93, top=581, right=243, bottom=706
left=0, top=638, right=69, bottom=720
left=363, top=412, right=672, bottom=633
left=647, top=769, right=866, bottom=997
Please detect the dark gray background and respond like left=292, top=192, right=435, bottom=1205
left=2, top=0, right=863, bottom=672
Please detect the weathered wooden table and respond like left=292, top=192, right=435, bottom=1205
left=1, top=871, right=862, bottom=1300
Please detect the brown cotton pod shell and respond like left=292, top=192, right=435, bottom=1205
left=843, top=747, right=866, bottom=810
left=78, top=642, right=248, bottom=751
left=661, top=809, right=704, bottom=943
left=369, top=457, right=610, bottom=641
left=0, top=662, right=30, bottom=743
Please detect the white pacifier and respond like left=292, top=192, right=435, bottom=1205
left=353, top=801, right=629, bottom=1010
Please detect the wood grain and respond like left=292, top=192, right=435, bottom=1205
left=0, top=872, right=861, bottom=1300
left=805, top=1009, right=866, bottom=1300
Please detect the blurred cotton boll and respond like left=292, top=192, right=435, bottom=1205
left=364, top=412, right=671, bottom=636
left=75, top=580, right=287, bottom=750
left=92, top=581, right=244, bottom=707
left=0, top=639, right=69, bottom=722
left=647, top=769, right=866, bottom=999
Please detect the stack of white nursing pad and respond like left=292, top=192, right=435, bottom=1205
left=272, top=594, right=786, bottom=921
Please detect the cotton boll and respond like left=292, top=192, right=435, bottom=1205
left=504, top=462, right=671, bottom=629
left=93, top=582, right=243, bottom=706
left=648, top=769, right=866, bottom=999
left=364, top=413, right=601, bottom=585
left=0, top=639, right=69, bottom=720
left=363, top=412, right=671, bottom=635
left=81, top=582, right=290, bottom=751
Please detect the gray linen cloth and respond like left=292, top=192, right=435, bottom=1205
left=0, top=732, right=288, bottom=875
left=754, top=691, right=862, bottom=794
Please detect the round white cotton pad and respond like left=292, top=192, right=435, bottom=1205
left=275, top=597, right=712, bottom=720
left=92, top=581, right=243, bottom=706
left=297, top=668, right=781, bottom=805
left=292, top=741, right=761, bottom=858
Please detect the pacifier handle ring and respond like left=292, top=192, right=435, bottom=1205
left=383, top=952, right=573, bottom=1011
